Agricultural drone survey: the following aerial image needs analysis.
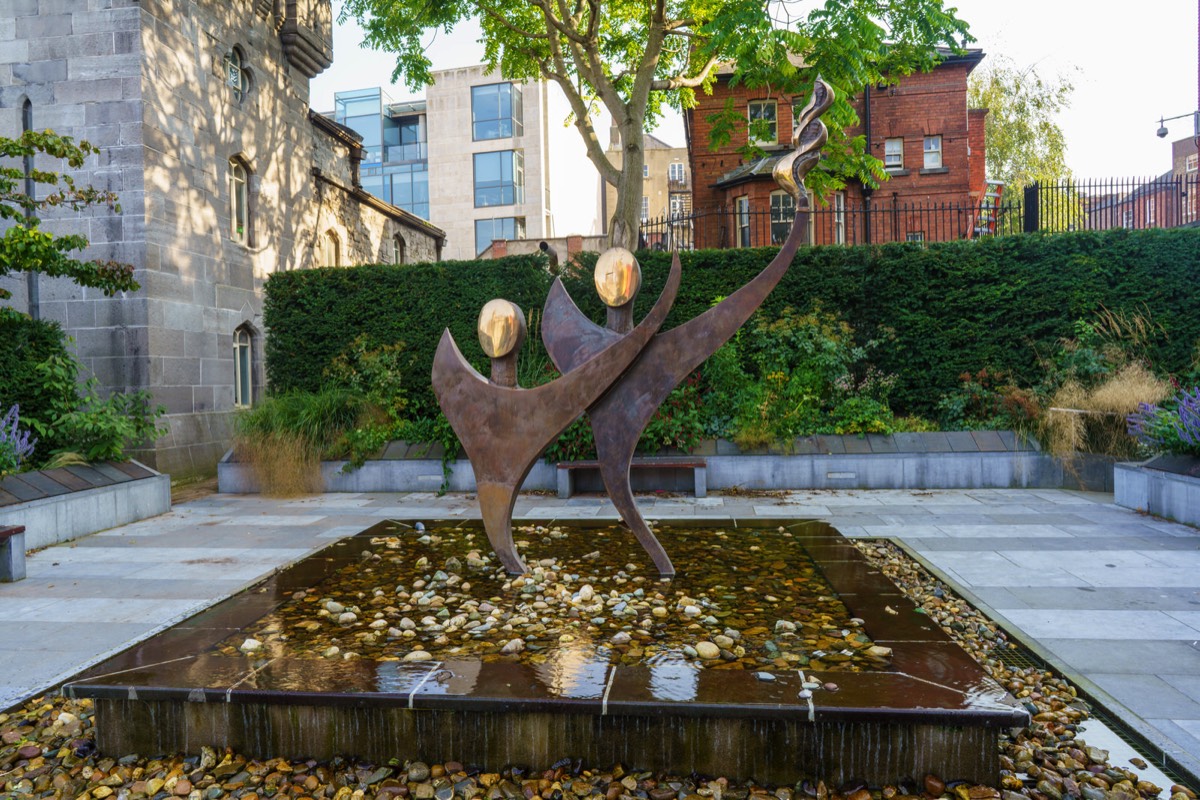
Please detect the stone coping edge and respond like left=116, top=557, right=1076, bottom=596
left=218, top=449, right=1112, bottom=494
left=1114, top=461, right=1200, bottom=528
left=0, top=461, right=171, bottom=550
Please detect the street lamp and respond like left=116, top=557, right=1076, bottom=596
left=1155, top=110, right=1200, bottom=138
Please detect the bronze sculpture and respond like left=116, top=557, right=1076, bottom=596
left=433, top=78, right=834, bottom=576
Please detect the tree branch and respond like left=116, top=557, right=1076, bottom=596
left=478, top=6, right=549, bottom=40
left=650, top=55, right=720, bottom=90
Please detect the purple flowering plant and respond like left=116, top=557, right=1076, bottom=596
left=0, top=404, right=38, bottom=476
left=1126, top=387, right=1200, bottom=458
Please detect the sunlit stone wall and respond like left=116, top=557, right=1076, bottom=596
left=0, top=0, right=444, bottom=477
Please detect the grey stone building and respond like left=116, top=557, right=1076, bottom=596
left=0, top=0, right=446, bottom=477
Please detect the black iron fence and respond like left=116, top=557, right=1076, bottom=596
left=638, top=175, right=1200, bottom=250
left=1029, top=175, right=1200, bottom=232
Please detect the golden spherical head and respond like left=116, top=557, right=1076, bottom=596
left=477, top=299, right=527, bottom=359
left=594, top=247, right=641, bottom=307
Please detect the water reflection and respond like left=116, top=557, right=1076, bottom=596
left=647, top=662, right=700, bottom=702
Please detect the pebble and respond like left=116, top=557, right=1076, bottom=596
left=408, top=762, right=432, bottom=782
left=325, top=601, right=345, bottom=614
left=694, top=641, right=720, bottom=659
left=403, top=650, right=433, bottom=662
left=239, top=638, right=262, bottom=653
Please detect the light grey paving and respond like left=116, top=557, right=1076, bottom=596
left=995, top=609, right=1200, bottom=640
left=1, top=485, right=1199, bottom=780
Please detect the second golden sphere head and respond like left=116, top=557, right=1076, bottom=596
left=594, top=247, right=641, bottom=307
left=477, top=299, right=527, bottom=358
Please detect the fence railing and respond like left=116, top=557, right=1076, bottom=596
left=1029, top=175, right=1200, bottom=232
left=638, top=175, right=1200, bottom=250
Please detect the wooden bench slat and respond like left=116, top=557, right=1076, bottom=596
left=558, top=457, right=706, bottom=469
left=556, top=458, right=707, bottom=499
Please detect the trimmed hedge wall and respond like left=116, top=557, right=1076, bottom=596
left=264, top=228, right=1200, bottom=415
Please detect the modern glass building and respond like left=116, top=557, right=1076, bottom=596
left=333, top=87, right=430, bottom=220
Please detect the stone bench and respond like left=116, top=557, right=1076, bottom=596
left=0, top=525, right=26, bottom=582
left=557, top=457, right=707, bottom=499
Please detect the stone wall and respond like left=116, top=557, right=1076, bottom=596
left=1, top=0, right=445, bottom=478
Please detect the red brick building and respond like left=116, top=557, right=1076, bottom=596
left=682, top=49, right=989, bottom=248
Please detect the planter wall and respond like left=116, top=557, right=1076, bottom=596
left=0, top=461, right=172, bottom=550
left=219, top=433, right=1115, bottom=494
left=1114, top=458, right=1200, bottom=527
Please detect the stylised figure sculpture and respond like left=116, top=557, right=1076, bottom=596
left=433, top=78, right=834, bottom=576
left=431, top=258, right=681, bottom=574
left=540, top=78, right=835, bottom=576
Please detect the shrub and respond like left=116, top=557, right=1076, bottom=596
left=23, top=352, right=165, bottom=463
left=234, top=388, right=371, bottom=496
left=0, top=404, right=37, bottom=477
left=936, top=369, right=1039, bottom=431
left=1127, top=386, right=1200, bottom=458
left=0, top=309, right=75, bottom=461
left=1041, top=363, right=1172, bottom=459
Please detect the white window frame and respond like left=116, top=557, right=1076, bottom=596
left=669, top=194, right=685, bottom=219
left=641, top=195, right=649, bottom=222
left=393, top=234, right=405, bottom=264
left=747, top=100, right=778, bottom=146
left=228, top=159, right=248, bottom=243
left=668, top=162, right=685, bottom=182
left=884, top=138, right=904, bottom=170
left=1122, top=209, right=1134, bottom=229
left=769, top=189, right=794, bottom=244
left=906, top=231, right=925, bottom=243
left=1145, top=199, right=1156, bottom=226
left=735, top=196, right=751, bottom=247
left=834, top=192, right=846, bottom=245
left=923, top=135, right=943, bottom=169
left=642, top=164, right=649, bottom=178
left=233, top=327, right=253, bottom=408
left=1187, top=153, right=1198, bottom=173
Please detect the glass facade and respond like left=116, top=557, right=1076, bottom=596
left=334, top=88, right=430, bottom=220
left=475, top=217, right=526, bottom=256
left=472, top=83, right=523, bottom=140
left=474, top=150, right=524, bottom=207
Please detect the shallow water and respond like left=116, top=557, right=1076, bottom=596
left=213, top=521, right=888, bottom=672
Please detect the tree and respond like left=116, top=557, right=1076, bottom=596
left=341, top=0, right=973, bottom=248
left=968, top=56, right=1074, bottom=192
left=0, top=130, right=138, bottom=301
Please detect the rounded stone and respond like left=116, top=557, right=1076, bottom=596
left=694, top=641, right=720, bottom=659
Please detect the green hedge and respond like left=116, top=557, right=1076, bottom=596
left=0, top=308, right=76, bottom=458
left=264, top=228, right=1200, bottom=416
left=264, top=254, right=556, bottom=414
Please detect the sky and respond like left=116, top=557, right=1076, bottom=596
left=310, top=0, right=1199, bottom=179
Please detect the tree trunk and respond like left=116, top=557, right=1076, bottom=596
left=606, top=121, right=645, bottom=250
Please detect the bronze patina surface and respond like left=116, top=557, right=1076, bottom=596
left=540, top=79, right=836, bottom=576
left=431, top=259, right=681, bottom=574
